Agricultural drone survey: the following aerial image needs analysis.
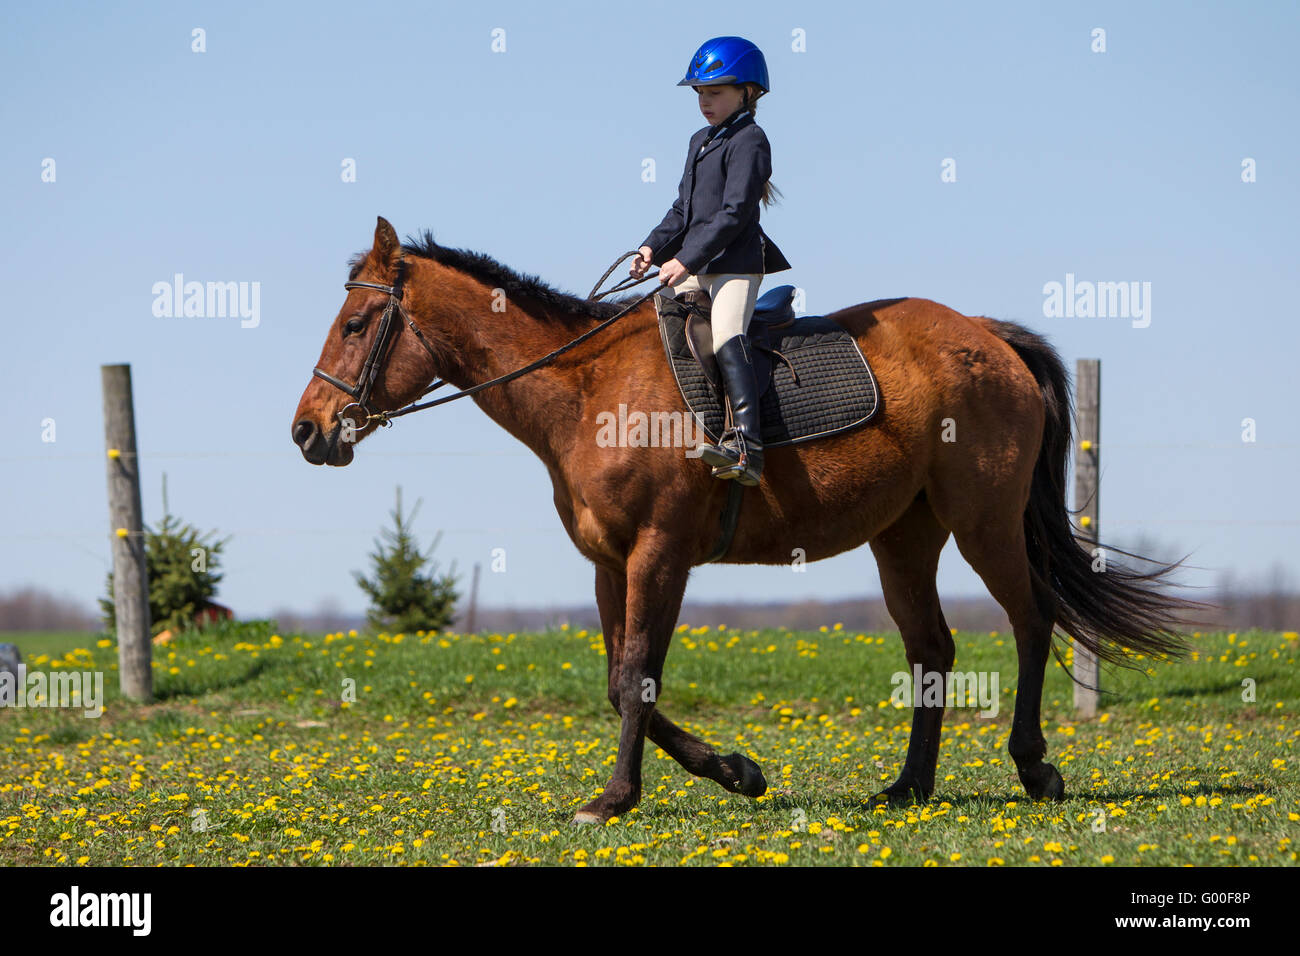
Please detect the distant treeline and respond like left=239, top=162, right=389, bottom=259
left=468, top=591, right=1296, bottom=635
left=4, top=583, right=1295, bottom=634
left=0, top=587, right=100, bottom=631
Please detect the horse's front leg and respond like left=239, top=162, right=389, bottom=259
left=593, top=564, right=767, bottom=802
left=575, top=542, right=690, bottom=824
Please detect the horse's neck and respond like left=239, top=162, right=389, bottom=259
left=433, top=288, right=596, bottom=466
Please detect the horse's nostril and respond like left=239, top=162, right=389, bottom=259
left=293, top=420, right=318, bottom=448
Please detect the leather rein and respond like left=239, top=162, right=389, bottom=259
left=312, top=252, right=668, bottom=430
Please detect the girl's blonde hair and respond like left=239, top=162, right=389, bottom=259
left=739, top=82, right=782, bottom=209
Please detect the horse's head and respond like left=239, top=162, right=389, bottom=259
left=292, top=217, right=441, bottom=466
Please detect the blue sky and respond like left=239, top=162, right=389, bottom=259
left=3, top=0, right=1297, bottom=620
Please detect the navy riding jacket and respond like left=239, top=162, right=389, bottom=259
left=640, top=110, right=791, bottom=276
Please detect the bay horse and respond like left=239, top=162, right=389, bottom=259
left=292, top=217, right=1196, bottom=823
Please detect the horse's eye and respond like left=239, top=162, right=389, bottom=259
left=345, top=317, right=366, bottom=336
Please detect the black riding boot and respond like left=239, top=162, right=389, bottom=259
left=698, top=333, right=765, bottom=485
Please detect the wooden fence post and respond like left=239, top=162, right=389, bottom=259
left=102, top=364, right=153, bottom=702
left=465, top=562, right=481, bottom=635
left=1072, top=359, right=1100, bottom=718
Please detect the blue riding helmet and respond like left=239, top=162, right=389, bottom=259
left=677, top=36, right=769, bottom=94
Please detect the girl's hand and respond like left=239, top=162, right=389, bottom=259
left=658, top=258, right=689, bottom=287
left=630, top=246, right=654, bottom=278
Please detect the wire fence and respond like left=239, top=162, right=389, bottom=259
left=6, top=444, right=1295, bottom=570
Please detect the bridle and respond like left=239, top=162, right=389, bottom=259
left=312, top=264, right=445, bottom=431
left=311, top=252, right=668, bottom=431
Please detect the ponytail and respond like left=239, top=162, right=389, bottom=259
left=741, top=83, right=782, bottom=209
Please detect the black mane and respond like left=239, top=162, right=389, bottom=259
left=347, top=229, right=643, bottom=319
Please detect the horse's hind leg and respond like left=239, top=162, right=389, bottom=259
left=950, top=514, right=1065, bottom=801
left=593, top=565, right=766, bottom=801
left=868, top=493, right=954, bottom=805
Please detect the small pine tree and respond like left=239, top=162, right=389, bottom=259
left=101, top=475, right=229, bottom=636
left=354, top=487, right=459, bottom=634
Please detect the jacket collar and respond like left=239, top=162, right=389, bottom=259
left=696, top=108, right=753, bottom=159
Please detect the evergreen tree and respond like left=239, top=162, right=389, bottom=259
left=354, top=487, right=459, bottom=634
left=101, top=474, right=229, bottom=635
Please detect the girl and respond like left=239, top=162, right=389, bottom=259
left=630, top=35, right=791, bottom=486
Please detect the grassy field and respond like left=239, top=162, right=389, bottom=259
left=4, top=631, right=105, bottom=660
left=0, top=620, right=1295, bottom=866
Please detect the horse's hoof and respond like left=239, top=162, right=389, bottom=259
left=1021, top=762, right=1066, bottom=801
left=726, top=752, right=767, bottom=798
left=869, top=791, right=916, bottom=808
left=870, top=778, right=930, bottom=807
left=572, top=811, right=603, bottom=826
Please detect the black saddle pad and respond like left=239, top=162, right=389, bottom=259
left=656, top=294, right=880, bottom=448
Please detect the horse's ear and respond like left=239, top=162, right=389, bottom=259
left=373, top=216, right=401, bottom=271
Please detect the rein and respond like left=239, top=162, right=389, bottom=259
left=314, top=252, right=667, bottom=429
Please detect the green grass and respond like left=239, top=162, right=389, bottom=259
left=0, top=620, right=1295, bottom=866
left=2, top=631, right=103, bottom=660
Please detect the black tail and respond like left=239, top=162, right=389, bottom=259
left=983, top=318, right=1210, bottom=668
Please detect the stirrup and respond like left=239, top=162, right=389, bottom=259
left=710, top=432, right=763, bottom=486
left=699, top=428, right=741, bottom=469
left=711, top=454, right=763, bottom=485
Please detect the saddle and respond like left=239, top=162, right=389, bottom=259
left=657, top=285, right=880, bottom=448
left=680, top=285, right=796, bottom=395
